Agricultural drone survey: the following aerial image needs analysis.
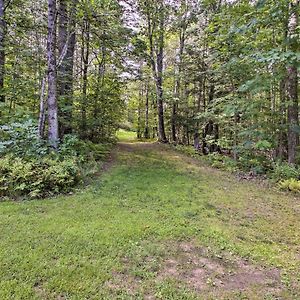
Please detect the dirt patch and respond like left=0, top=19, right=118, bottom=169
left=157, top=241, right=282, bottom=297
left=105, top=241, right=282, bottom=298
left=105, top=270, right=141, bottom=296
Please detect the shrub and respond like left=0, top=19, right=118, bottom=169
left=0, top=119, right=48, bottom=158
left=175, top=145, right=199, bottom=158
left=205, top=153, right=238, bottom=172
left=0, top=121, right=114, bottom=199
left=0, top=155, right=81, bottom=199
left=279, top=179, right=300, bottom=193
left=271, top=162, right=300, bottom=182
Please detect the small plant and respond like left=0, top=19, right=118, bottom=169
left=0, top=119, right=48, bottom=158
left=279, top=178, right=300, bottom=193
left=205, top=153, right=238, bottom=172
left=271, top=162, right=300, bottom=182
left=0, top=155, right=81, bottom=199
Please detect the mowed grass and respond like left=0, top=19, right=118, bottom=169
left=0, top=141, right=300, bottom=299
left=116, top=129, right=137, bottom=142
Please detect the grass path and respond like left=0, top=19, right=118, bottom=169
left=0, top=140, right=300, bottom=299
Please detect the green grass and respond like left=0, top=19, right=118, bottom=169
left=0, top=142, right=300, bottom=299
left=116, top=129, right=137, bottom=142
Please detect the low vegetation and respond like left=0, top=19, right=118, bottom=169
left=0, top=140, right=299, bottom=299
left=0, top=121, right=113, bottom=199
left=173, top=144, right=300, bottom=193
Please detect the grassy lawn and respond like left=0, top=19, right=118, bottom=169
left=0, top=141, right=299, bottom=299
left=116, top=129, right=137, bottom=142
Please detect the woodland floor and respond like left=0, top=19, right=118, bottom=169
left=0, top=132, right=300, bottom=299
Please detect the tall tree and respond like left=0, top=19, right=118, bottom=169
left=172, top=0, right=189, bottom=143
left=0, top=0, right=5, bottom=102
left=58, top=0, right=77, bottom=136
left=143, top=0, right=167, bottom=142
left=47, top=0, right=59, bottom=148
left=287, top=0, right=299, bottom=164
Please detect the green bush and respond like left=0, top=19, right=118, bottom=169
left=205, top=153, right=238, bottom=172
left=59, top=135, right=112, bottom=162
left=174, top=145, right=199, bottom=158
left=0, top=119, right=48, bottom=158
left=271, top=162, right=300, bottom=182
left=0, top=155, right=81, bottom=199
left=0, top=120, right=114, bottom=199
left=279, top=178, right=300, bottom=193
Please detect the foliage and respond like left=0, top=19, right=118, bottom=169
left=0, top=155, right=81, bottom=199
left=0, top=123, right=113, bottom=199
left=271, top=162, right=300, bottom=182
left=205, top=153, right=239, bottom=173
left=59, top=134, right=113, bottom=162
left=0, top=119, right=48, bottom=158
left=279, top=178, right=300, bottom=193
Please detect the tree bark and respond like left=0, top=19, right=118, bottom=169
left=287, top=0, right=299, bottom=164
left=81, top=18, right=90, bottom=138
left=146, top=2, right=167, bottom=143
left=144, top=82, right=150, bottom=139
left=58, top=0, right=77, bottom=136
left=38, top=76, right=47, bottom=138
left=277, top=78, right=287, bottom=160
left=0, top=0, right=5, bottom=102
left=47, top=0, right=59, bottom=149
left=172, top=3, right=187, bottom=143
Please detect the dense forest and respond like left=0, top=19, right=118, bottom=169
left=0, top=0, right=299, bottom=198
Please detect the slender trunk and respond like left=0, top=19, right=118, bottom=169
left=57, top=0, right=68, bottom=136
left=146, top=3, right=167, bottom=143
left=277, top=78, right=287, bottom=160
left=0, top=0, right=5, bottom=102
left=58, top=0, right=77, bottom=136
left=156, top=10, right=167, bottom=143
left=47, top=0, right=59, bottom=148
left=137, top=86, right=143, bottom=139
left=172, top=10, right=187, bottom=143
left=38, top=77, right=47, bottom=138
left=144, top=82, right=150, bottom=139
left=287, top=0, right=299, bottom=164
left=81, top=18, right=90, bottom=138
left=194, top=80, right=202, bottom=150
left=287, top=65, right=299, bottom=164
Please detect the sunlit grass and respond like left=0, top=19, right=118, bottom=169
left=116, top=129, right=137, bottom=142
left=0, top=142, right=299, bottom=299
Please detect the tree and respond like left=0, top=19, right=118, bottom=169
left=47, top=0, right=59, bottom=148
left=142, top=0, right=168, bottom=142
left=287, top=0, right=299, bottom=164
left=0, top=0, right=5, bottom=102
left=58, top=0, right=77, bottom=136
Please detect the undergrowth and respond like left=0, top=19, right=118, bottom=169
left=172, top=144, right=300, bottom=193
left=0, top=120, right=113, bottom=199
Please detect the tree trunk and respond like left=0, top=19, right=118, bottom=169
left=277, top=78, right=287, bottom=160
left=287, top=0, right=299, bottom=164
left=144, top=82, right=150, bottom=139
left=137, top=86, right=143, bottom=139
left=58, top=0, right=77, bottom=136
left=194, top=81, right=202, bottom=150
left=0, top=0, right=5, bottom=102
left=172, top=7, right=187, bottom=143
left=156, top=8, right=167, bottom=143
left=38, top=76, right=47, bottom=138
left=81, top=18, right=90, bottom=138
left=47, top=0, right=59, bottom=149
left=146, top=2, right=167, bottom=143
